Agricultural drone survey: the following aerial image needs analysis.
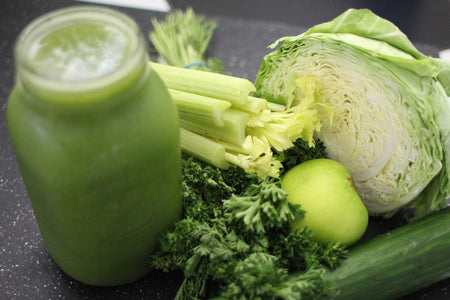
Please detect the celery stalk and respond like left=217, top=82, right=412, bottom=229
left=247, top=125, right=294, bottom=152
left=149, top=61, right=328, bottom=179
left=218, top=139, right=248, bottom=156
left=223, top=135, right=283, bottom=179
left=267, top=102, right=287, bottom=112
left=151, top=62, right=255, bottom=106
left=148, top=10, right=330, bottom=179
left=233, top=96, right=268, bottom=114
left=180, top=128, right=230, bottom=169
left=169, top=89, right=231, bottom=126
left=180, top=108, right=249, bottom=145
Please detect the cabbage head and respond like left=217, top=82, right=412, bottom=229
left=254, top=9, right=450, bottom=218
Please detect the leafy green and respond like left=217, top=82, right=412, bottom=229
left=279, top=138, right=328, bottom=174
left=181, top=158, right=235, bottom=224
left=149, top=154, right=346, bottom=299
left=217, top=254, right=335, bottom=300
left=303, top=8, right=442, bottom=77
left=149, top=8, right=223, bottom=73
left=223, top=179, right=302, bottom=234
left=254, top=8, right=450, bottom=219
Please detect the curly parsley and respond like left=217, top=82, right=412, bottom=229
left=149, top=141, right=346, bottom=299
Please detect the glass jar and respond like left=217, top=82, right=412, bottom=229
left=7, top=6, right=182, bottom=286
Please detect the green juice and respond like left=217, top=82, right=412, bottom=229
left=7, top=6, right=182, bottom=286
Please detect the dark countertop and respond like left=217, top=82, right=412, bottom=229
left=170, top=0, right=450, bottom=50
left=0, top=0, right=449, bottom=299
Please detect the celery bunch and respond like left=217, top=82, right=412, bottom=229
left=151, top=63, right=333, bottom=178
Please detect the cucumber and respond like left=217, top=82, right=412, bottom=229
left=325, top=206, right=450, bottom=299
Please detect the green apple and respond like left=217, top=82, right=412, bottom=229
left=281, top=158, right=368, bottom=246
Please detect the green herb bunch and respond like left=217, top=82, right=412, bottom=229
left=149, top=141, right=347, bottom=299
left=149, top=8, right=223, bottom=73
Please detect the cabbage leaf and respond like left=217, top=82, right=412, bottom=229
left=254, top=9, right=450, bottom=218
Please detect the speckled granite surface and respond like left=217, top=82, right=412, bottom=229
left=0, top=0, right=448, bottom=299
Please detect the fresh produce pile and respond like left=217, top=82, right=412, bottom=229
left=254, top=9, right=450, bottom=219
left=150, top=149, right=349, bottom=299
left=148, top=8, right=450, bottom=300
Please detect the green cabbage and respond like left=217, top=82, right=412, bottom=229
left=255, top=9, right=450, bottom=218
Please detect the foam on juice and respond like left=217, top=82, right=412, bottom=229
left=27, top=23, right=130, bottom=81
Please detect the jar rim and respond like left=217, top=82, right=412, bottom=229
left=15, top=6, right=148, bottom=98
